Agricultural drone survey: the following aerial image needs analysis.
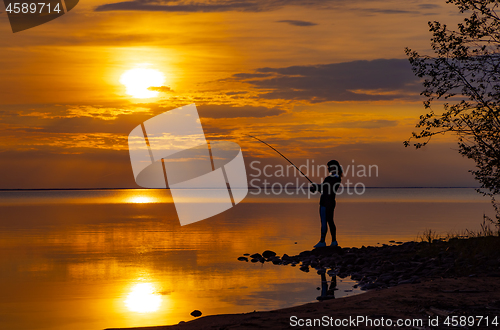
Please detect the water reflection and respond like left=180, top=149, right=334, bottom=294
left=317, top=273, right=337, bottom=301
left=128, top=196, right=155, bottom=204
left=125, top=282, right=163, bottom=313
left=0, top=188, right=492, bottom=330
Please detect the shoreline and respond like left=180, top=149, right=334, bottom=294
left=107, top=277, right=500, bottom=330
left=108, top=236, right=500, bottom=329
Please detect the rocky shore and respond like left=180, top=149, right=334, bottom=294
left=239, top=236, right=500, bottom=291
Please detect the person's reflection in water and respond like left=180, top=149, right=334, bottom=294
left=316, top=273, right=337, bottom=301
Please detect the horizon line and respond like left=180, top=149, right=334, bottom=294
left=0, top=186, right=482, bottom=192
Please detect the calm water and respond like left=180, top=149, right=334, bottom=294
left=0, top=188, right=493, bottom=330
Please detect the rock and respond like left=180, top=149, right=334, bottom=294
left=243, top=253, right=250, bottom=256
left=351, top=273, right=362, bottom=281
left=190, top=310, right=202, bottom=317
left=250, top=253, right=262, bottom=259
left=262, top=250, right=277, bottom=258
left=354, top=258, right=366, bottom=265
left=411, top=276, right=421, bottom=283
left=361, top=283, right=378, bottom=290
left=238, top=257, right=248, bottom=262
left=299, top=251, right=312, bottom=258
left=244, top=237, right=500, bottom=292
left=272, top=258, right=282, bottom=265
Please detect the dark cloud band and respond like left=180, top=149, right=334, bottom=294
left=229, top=59, right=421, bottom=102
left=276, top=20, right=318, bottom=26
left=95, top=0, right=338, bottom=13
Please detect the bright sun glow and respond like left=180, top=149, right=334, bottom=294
left=125, top=283, right=162, bottom=313
left=129, top=196, right=153, bottom=204
left=120, top=68, right=165, bottom=98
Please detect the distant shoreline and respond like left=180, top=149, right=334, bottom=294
left=0, top=187, right=481, bottom=192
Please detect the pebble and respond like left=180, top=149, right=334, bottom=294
left=262, top=250, right=277, bottom=258
left=190, top=310, right=202, bottom=317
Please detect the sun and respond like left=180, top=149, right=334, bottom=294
left=125, top=283, right=163, bottom=313
left=120, top=68, right=165, bottom=98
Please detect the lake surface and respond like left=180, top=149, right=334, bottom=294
left=0, top=188, right=493, bottom=330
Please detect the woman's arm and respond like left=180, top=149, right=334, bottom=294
left=309, top=183, right=320, bottom=193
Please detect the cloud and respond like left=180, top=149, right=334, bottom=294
left=276, top=20, right=317, bottom=27
left=232, top=73, right=274, bottom=79
left=66, top=106, right=152, bottom=120
left=418, top=3, right=441, bottom=10
left=328, top=119, right=398, bottom=129
left=95, top=0, right=339, bottom=13
left=358, top=8, right=418, bottom=15
left=94, top=0, right=434, bottom=16
left=148, top=86, right=173, bottom=93
left=228, top=58, right=421, bottom=102
left=197, top=104, right=285, bottom=118
left=15, top=105, right=152, bottom=121
left=225, top=91, right=248, bottom=96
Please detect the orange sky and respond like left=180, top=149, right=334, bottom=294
left=0, top=0, right=479, bottom=188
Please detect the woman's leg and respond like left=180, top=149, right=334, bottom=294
left=326, top=203, right=336, bottom=242
left=320, top=206, right=327, bottom=242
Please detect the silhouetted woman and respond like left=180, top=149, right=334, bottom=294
left=310, top=160, right=342, bottom=248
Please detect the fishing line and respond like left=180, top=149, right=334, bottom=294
left=247, top=134, right=313, bottom=184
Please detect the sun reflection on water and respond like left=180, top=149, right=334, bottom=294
left=128, top=196, right=154, bottom=204
left=125, top=283, right=163, bottom=313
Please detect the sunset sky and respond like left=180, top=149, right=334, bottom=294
left=0, top=0, right=479, bottom=189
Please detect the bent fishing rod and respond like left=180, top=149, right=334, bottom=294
left=247, top=134, right=313, bottom=184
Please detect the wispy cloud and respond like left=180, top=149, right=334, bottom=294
left=276, top=20, right=317, bottom=27
left=197, top=104, right=285, bottom=118
left=17, top=105, right=152, bottom=121
left=148, top=86, right=174, bottom=93
left=418, top=3, right=441, bottom=10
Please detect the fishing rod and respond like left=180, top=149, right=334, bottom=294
left=247, top=134, right=313, bottom=184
